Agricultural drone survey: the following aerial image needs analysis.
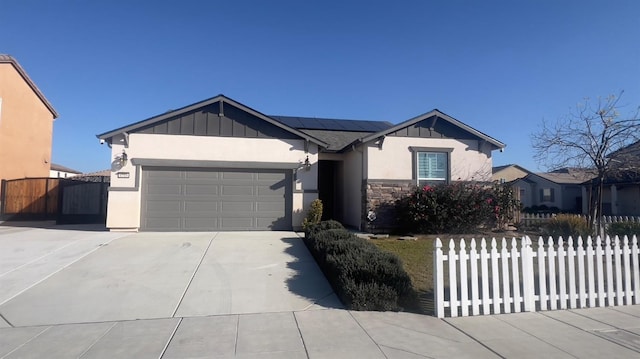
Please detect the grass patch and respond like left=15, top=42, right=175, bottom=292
left=371, top=231, right=528, bottom=315
left=372, top=237, right=435, bottom=315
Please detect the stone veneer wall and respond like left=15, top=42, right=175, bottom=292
left=363, top=180, right=416, bottom=233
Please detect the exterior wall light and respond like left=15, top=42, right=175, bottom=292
left=304, top=156, right=311, bottom=171
left=116, top=150, right=128, bottom=166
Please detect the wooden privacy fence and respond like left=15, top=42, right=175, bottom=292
left=0, top=176, right=109, bottom=223
left=0, top=178, right=60, bottom=219
left=434, top=235, right=640, bottom=318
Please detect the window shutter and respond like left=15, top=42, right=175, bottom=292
left=550, top=188, right=555, bottom=202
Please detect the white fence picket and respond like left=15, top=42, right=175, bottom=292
left=469, top=239, right=480, bottom=315
left=577, top=237, right=587, bottom=308
left=448, top=239, right=458, bottom=317
left=548, top=238, right=558, bottom=310
left=500, top=238, right=511, bottom=314
left=491, top=238, right=500, bottom=314
left=537, top=237, right=547, bottom=311
left=633, top=236, right=639, bottom=305
left=557, top=237, right=567, bottom=310
left=586, top=237, right=596, bottom=307
left=623, top=236, right=632, bottom=305
left=434, top=234, right=640, bottom=318
left=510, top=238, right=521, bottom=312
left=614, top=236, right=623, bottom=306
left=460, top=239, right=469, bottom=317
left=480, top=239, right=491, bottom=315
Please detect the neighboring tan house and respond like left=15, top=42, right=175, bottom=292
left=97, top=94, right=505, bottom=232
left=50, top=163, right=82, bottom=178
left=492, top=164, right=531, bottom=183
left=512, top=168, right=595, bottom=213
left=0, top=55, right=58, bottom=185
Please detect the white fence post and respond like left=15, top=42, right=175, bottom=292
left=448, top=239, right=458, bottom=317
left=521, top=236, right=535, bottom=312
left=434, top=238, right=444, bottom=318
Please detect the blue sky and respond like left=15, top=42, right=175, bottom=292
left=1, top=0, right=638, bottom=173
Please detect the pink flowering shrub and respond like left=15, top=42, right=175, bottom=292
left=396, top=182, right=519, bottom=234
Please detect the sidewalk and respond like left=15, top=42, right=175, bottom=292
left=2, top=306, right=640, bottom=358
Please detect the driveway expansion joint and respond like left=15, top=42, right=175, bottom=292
left=0, top=311, right=14, bottom=327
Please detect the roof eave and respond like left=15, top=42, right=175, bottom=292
left=0, top=55, right=58, bottom=119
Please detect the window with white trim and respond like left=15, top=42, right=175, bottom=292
left=417, top=151, right=448, bottom=185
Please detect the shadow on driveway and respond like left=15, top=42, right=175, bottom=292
left=281, top=236, right=343, bottom=309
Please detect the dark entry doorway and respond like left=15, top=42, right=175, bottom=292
left=318, top=160, right=342, bottom=222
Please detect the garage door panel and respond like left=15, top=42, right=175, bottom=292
left=185, top=171, right=220, bottom=179
left=147, top=184, right=183, bottom=195
left=141, top=167, right=291, bottom=231
left=221, top=172, right=255, bottom=180
left=145, top=218, right=183, bottom=230
left=184, top=184, right=219, bottom=196
left=184, top=218, right=219, bottom=230
left=146, top=200, right=183, bottom=213
left=256, top=186, right=284, bottom=195
left=220, top=201, right=254, bottom=212
left=221, top=218, right=255, bottom=229
left=184, top=201, right=219, bottom=213
left=256, top=201, right=285, bottom=211
left=221, top=185, right=254, bottom=196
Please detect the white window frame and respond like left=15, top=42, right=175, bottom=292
left=410, top=147, right=453, bottom=186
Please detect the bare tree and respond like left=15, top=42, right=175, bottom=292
left=531, top=92, right=640, bottom=235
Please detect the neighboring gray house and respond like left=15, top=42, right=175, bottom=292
left=97, top=94, right=505, bottom=232
left=589, top=140, right=640, bottom=216
left=512, top=168, right=595, bottom=213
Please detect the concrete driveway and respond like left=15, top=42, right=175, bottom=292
left=0, top=226, right=339, bottom=327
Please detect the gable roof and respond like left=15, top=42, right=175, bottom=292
left=97, top=96, right=505, bottom=154
left=531, top=169, right=596, bottom=185
left=97, top=95, right=329, bottom=148
left=492, top=164, right=531, bottom=174
left=0, top=54, right=58, bottom=119
left=359, top=109, right=505, bottom=150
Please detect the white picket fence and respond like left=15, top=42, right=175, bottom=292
left=519, top=213, right=640, bottom=228
left=434, top=235, right=640, bottom=318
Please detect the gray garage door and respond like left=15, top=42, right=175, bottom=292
left=141, top=167, right=291, bottom=231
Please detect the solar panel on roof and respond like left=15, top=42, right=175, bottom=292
left=270, top=115, right=393, bottom=132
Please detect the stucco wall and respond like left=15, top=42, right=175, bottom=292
left=106, top=133, right=317, bottom=230
left=0, top=64, right=54, bottom=182
left=366, top=137, right=493, bottom=182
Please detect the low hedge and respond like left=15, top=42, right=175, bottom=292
left=303, top=221, right=413, bottom=311
left=608, top=222, right=640, bottom=238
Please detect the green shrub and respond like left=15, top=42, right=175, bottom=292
left=302, top=199, right=323, bottom=231
left=302, top=220, right=413, bottom=311
left=608, top=222, right=640, bottom=238
left=340, top=279, right=399, bottom=311
left=542, top=214, right=591, bottom=239
left=305, top=219, right=344, bottom=238
left=396, top=182, right=519, bottom=234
